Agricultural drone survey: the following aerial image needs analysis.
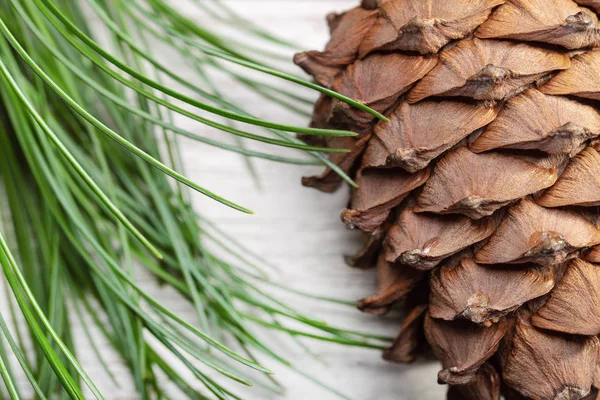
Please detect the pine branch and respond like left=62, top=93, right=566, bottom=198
left=0, top=1, right=388, bottom=399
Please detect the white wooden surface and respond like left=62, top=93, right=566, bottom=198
left=3, top=1, right=445, bottom=399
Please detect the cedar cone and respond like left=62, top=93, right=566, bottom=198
left=295, top=0, right=600, bottom=399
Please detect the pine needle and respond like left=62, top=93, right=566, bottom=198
left=0, top=0, right=388, bottom=398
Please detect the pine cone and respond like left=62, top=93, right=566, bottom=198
left=296, top=1, right=600, bottom=399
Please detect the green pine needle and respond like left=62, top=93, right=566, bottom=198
left=0, top=0, right=389, bottom=399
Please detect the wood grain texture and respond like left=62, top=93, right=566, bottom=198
left=0, top=1, right=443, bottom=398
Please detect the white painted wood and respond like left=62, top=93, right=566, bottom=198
left=1, top=1, right=444, bottom=399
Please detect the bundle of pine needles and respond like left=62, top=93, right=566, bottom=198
left=0, top=0, right=389, bottom=398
